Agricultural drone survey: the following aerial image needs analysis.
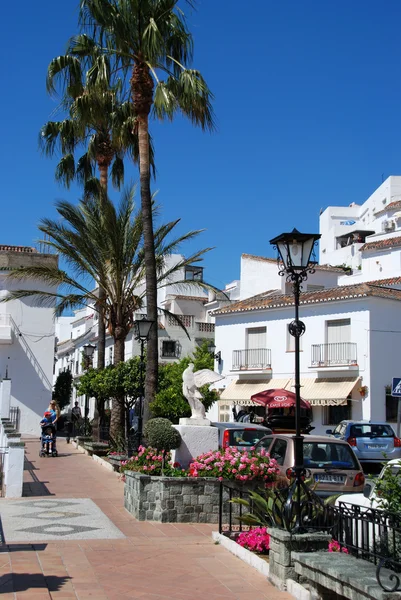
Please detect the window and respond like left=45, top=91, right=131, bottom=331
left=162, top=340, right=177, bottom=357
left=108, top=346, right=113, bottom=365
left=350, top=424, right=394, bottom=438
left=257, top=436, right=273, bottom=451
left=219, top=403, right=232, bottom=423
left=322, top=401, right=351, bottom=425
left=229, top=429, right=268, bottom=447
left=269, top=439, right=288, bottom=466
left=185, top=266, right=203, bottom=281
left=75, top=360, right=79, bottom=374
left=303, top=442, right=358, bottom=469
left=168, top=314, right=194, bottom=328
left=326, top=319, right=351, bottom=344
left=246, top=327, right=266, bottom=350
left=286, top=323, right=302, bottom=351
left=306, top=284, right=325, bottom=292
left=386, top=390, right=398, bottom=422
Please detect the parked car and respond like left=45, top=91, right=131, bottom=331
left=211, top=422, right=272, bottom=450
left=326, top=421, right=401, bottom=464
left=335, top=458, right=401, bottom=510
left=254, top=433, right=365, bottom=497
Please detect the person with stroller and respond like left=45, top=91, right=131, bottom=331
left=40, top=411, right=57, bottom=456
left=48, top=399, right=60, bottom=425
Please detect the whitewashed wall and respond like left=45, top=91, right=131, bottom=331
left=213, top=298, right=373, bottom=434
left=0, top=275, right=56, bottom=435
left=320, top=176, right=401, bottom=267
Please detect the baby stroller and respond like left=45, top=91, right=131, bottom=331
left=39, top=423, right=58, bottom=457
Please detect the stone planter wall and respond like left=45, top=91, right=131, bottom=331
left=124, top=471, right=252, bottom=524
left=268, top=528, right=331, bottom=591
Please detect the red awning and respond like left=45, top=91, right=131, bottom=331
left=250, top=388, right=311, bottom=410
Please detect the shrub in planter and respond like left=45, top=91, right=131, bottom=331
left=144, top=418, right=181, bottom=452
left=237, top=527, right=270, bottom=554
left=120, top=446, right=185, bottom=478
left=189, top=446, right=279, bottom=482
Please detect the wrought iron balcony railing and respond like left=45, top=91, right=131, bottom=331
left=232, top=348, right=272, bottom=370
left=311, top=342, right=357, bottom=367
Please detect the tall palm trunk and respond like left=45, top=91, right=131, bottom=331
left=110, top=329, right=125, bottom=440
left=94, top=157, right=110, bottom=440
left=131, top=61, right=158, bottom=426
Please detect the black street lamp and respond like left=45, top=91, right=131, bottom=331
left=270, top=228, right=321, bottom=531
left=134, top=318, right=154, bottom=450
left=207, top=341, right=222, bottom=365
left=83, top=343, right=96, bottom=434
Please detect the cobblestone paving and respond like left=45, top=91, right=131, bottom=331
left=0, top=437, right=293, bottom=599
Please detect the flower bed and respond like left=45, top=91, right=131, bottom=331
left=237, top=527, right=270, bottom=554
left=123, top=446, right=279, bottom=523
left=121, top=446, right=279, bottom=482
left=120, top=446, right=185, bottom=479
left=189, top=447, right=278, bottom=482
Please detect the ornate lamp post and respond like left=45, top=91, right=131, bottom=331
left=133, top=318, right=154, bottom=449
left=270, top=228, right=321, bottom=530
left=207, top=341, right=222, bottom=365
left=82, top=343, right=96, bottom=434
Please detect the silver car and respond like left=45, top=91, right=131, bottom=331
left=327, top=420, right=401, bottom=464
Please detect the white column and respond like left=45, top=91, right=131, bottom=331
left=0, top=379, right=11, bottom=419
left=4, top=440, right=25, bottom=498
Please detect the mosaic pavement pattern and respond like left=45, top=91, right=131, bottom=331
left=0, top=498, right=125, bottom=541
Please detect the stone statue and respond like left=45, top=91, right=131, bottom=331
left=182, top=363, right=224, bottom=422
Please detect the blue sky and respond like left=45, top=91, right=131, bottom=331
left=2, top=0, right=401, bottom=291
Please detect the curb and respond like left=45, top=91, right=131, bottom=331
left=71, top=441, right=120, bottom=477
left=211, top=532, right=311, bottom=599
left=212, top=531, right=270, bottom=577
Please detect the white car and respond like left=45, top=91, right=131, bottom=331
left=335, top=458, right=401, bottom=509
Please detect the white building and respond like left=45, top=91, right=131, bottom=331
left=0, top=245, right=58, bottom=434
left=210, top=178, right=401, bottom=432
left=54, top=254, right=218, bottom=416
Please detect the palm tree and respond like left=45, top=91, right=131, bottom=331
left=77, top=0, right=215, bottom=419
left=3, top=187, right=215, bottom=438
left=43, top=35, right=145, bottom=375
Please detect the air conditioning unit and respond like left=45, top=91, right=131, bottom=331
left=382, top=219, right=395, bottom=232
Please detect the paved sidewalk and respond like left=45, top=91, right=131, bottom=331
left=0, top=438, right=293, bottom=600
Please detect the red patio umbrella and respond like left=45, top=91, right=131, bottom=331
left=250, top=388, right=311, bottom=409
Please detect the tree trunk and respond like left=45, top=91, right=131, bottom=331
left=132, top=61, right=158, bottom=428
left=92, top=287, right=106, bottom=442
left=98, top=163, right=108, bottom=190
left=93, top=159, right=109, bottom=442
left=109, top=334, right=125, bottom=441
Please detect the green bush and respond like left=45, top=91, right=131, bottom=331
left=375, top=461, right=401, bottom=514
left=144, top=418, right=181, bottom=452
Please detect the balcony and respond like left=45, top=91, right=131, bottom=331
left=0, top=314, right=12, bottom=344
left=232, top=348, right=272, bottom=371
left=311, top=342, right=358, bottom=368
left=196, top=322, right=215, bottom=333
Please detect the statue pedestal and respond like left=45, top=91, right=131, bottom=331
left=179, top=417, right=211, bottom=427
left=171, top=424, right=219, bottom=469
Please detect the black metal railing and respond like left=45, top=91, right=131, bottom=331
left=218, top=483, right=401, bottom=592
left=311, top=342, right=358, bottom=367
left=9, top=407, right=20, bottom=432
left=218, top=481, right=254, bottom=535
left=332, top=502, right=401, bottom=592
left=232, top=348, right=272, bottom=370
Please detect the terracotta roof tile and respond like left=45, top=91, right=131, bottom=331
left=241, top=254, right=346, bottom=273
left=359, top=235, right=401, bottom=252
left=166, top=295, right=208, bottom=303
left=212, top=282, right=401, bottom=316
left=366, top=276, right=401, bottom=286
left=0, top=245, right=37, bottom=253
